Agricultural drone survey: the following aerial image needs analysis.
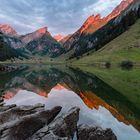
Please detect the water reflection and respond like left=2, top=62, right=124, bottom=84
left=0, top=65, right=140, bottom=140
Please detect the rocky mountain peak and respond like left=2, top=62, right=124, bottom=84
left=21, top=27, right=52, bottom=44
left=82, top=0, right=134, bottom=34
left=54, top=34, right=65, bottom=42
left=80, top=14, right=102, bottom=33
left=37, top=27, right=48, bottom=34
left=94, top=14, right=102, bottom=21
left=0, top=24, right=17, bottom=36
left=106, top=0, right=134, bottom=21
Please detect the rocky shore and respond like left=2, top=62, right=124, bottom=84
left=0, top=99, right=117, bottom=140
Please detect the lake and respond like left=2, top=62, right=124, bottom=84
left=0, top=64, right=140, bottom=140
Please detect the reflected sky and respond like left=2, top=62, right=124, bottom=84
left=4, top=86, right=140, bottom=140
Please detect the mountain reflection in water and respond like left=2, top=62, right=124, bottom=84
left=0, top=65, right=140, bottom=140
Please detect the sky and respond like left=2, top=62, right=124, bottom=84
left=0, top=0, right=122, bottom=35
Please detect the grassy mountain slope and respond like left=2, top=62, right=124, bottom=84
left=73, top=19, right=140, bottom=65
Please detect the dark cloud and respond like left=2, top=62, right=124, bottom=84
left=0, top=0, right=121, bottom=35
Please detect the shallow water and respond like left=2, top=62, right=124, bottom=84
left=0, top=65, right=140, bottom=140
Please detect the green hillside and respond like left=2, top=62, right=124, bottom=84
left=72, top=19, right=140, bottom=65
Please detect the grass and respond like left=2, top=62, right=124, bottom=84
left=72, top=19, right=140, bottom=65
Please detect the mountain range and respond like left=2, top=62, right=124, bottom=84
left=0, top=0, right=139, bottom=64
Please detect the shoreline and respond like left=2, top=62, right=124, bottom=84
left=0, top=99, right=117, bottom=140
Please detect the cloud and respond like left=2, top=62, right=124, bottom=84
left=83, top=0, right=122, bottom=17
left=0, top=0, right=122, bottom=35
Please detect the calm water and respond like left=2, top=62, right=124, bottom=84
left=0, top=65, right=140, bottom=140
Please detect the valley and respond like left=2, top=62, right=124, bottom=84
left=0, top=0, right=140, bottom=66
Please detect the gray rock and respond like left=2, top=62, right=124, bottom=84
left=0, top=103, right=117, bottom=140
left=77, top=124, right=117, bottom=140
left=0, top=106, right=62, bottom=140
left=31, top=107, right=80, bottom=140
left=30, top=126, right=69, bottom=140
left=0, top=103, right=45, bottom=125
left=49, top=107, right=80, bottom=139
left=0, top=104, right=16, bottom=112
left=0, top=99, right=4, bottom=106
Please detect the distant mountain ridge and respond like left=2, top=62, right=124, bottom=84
left=54, top=34, right=65, bottom=42
left=63, top=0, right=134, bottom=52
left=21, top=27, right=51, bottom=44
left=0, top=26, right=64, bottom=61
left=106, top=0, right=134, bottom=21
left=0, top=24, right=17, bottom=36
left=21, top=27, right=64, bottom=57
left=83, top=0, right=134, bottom=34
left=60, top=34, right=72, bottom=44
left=0, top=0, right=139, bottom=62
left=61, top=0, right=140, bottom=60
